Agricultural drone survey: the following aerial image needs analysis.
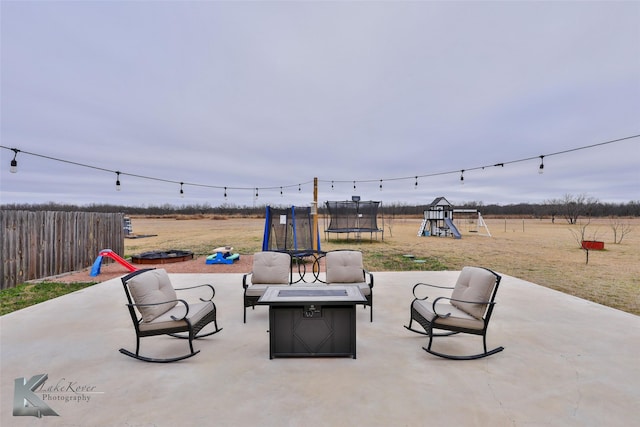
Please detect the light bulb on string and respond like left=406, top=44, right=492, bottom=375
left=224, top=187, right=227, bottom=199
left=179, top=182, right=184, bottom=198
left=379, top=179, right=383, bottom=191
left=115, top=171, right=121, bottom=191
left=539, top=155, right=545, bottom=174
left=460, top=170, right=464, bottom=185
left=280, top=187, right=283, bottom=197
left=10, top=148, right=19, bottom=173
left=414, top=176, right=418, bottom=189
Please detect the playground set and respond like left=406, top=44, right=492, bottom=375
left=417, top=197, right=491, bottom=239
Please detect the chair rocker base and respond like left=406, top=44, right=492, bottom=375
left=168, top=327, right=223, bottom=340
left=423, top=344, right=504, bottom=361
left=406, top=308, right=504, bottom=360
left=404, top=323, right=457, bottom=337
left=119, top=347, right=200, bottom=363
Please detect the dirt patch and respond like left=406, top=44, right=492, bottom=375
left=42, top=254, right=253, bottom=284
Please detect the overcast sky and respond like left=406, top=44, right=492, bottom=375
left=1, top=0, right=639, bottom=209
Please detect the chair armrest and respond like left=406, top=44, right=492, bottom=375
left=411, top=282, right=453, bottom=299
left=431, top=296, right=452, bottom=319
left=363, top=269, right=374, bottom=288
left=242, top=272, right=253, bottom=288
left=175, top=283, right=216, bottom=301
left=127, top=299, right=190, bottom=321
left=431, top=296, right=495, bottom=319
left=447, top=296, right=495, bottom=306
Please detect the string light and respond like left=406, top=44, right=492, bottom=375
left=179, top=182, right=184, bottom=198
left=255, top=188, right=259, bottom=198
left=2, top=134, right=637, bottom=199
left=414, top=176, right=418, bottom=189
left=10, top=148, right=19, bottom=173
left=280, top=187, right=283, bottom=197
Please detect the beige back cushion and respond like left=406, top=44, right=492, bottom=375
left=251, top=252, right=291, bottom=284
left=127, top=269, right=178, bottom=322
left=326, top=251, right=364, bottom=283
left=450, top=267, right=497, bottom=320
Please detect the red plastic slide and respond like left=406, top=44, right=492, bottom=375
left=90, top=249, right=137, bottom=276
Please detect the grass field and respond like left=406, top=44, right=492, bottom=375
left=123, top=215, right=639, bottom=315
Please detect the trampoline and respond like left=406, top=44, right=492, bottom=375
left=324, top=200, right=384, bottom=241
left=262, top=206, right=321, bottom=258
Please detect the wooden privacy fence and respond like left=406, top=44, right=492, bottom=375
left=1, top=210, right=125, bottom=290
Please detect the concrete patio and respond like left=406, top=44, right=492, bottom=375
left=2, top=271, right=638, bottom=426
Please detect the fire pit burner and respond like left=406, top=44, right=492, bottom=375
left=131, top=250, right=194, bottom=265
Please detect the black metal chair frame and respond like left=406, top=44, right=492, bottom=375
left=242, top=252, right=293, bottom=323
left=316, top=250, right=375, bottom=322
left=404, top=268, right=503, bottom=360
left=120, top=268, right=222, bottom=363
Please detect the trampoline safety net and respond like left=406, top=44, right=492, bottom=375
left=324, top=200, right=383, bottom=240
left=262, top=206, right=320, bottom=257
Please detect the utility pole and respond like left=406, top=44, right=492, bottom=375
left=312, top=177, right=318, bottom=252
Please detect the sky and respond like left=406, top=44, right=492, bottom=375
left=1, top=0, right=639, bottom=209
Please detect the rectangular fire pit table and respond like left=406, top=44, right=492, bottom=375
left=257, top=285, right=366, bottom=359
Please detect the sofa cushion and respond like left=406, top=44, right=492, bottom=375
left=127, top=269, right=178, bottom=323
left=450, top=267, right=497, bottom=320
left=326, top=251, right=365, bottom=283
left=251, top=252, right=291, bottom=284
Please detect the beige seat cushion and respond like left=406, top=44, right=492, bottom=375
left=251, top=252, right=291, bottom=284
left=127, top=269, right=178, bottom=323
left=412, top=299, right=485, bottom=330
left=450, top=267, right=497, bottom=320
left=139, top=301, right=213, bottom=332
left=325, top=251, right=365, bottom=283
left=325, top=282, right=370, bottom=296
left=245, top=283, right=288, bottom=297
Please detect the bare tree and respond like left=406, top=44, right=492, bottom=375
left=609, top=218, right=633, bottom=244
left=569, top=219, right=601, bottom=264
left=384, top=210, right=395, bottom=238
left=548, top=193, right=599, bottom=224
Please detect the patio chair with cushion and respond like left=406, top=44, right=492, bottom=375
left=243, top=251, right=292, bottom=323
left=324, top=250, right=374, bottom=322
left=120, top=268, right=222, bottom=363
left=404, top=266, right=503, bottom=360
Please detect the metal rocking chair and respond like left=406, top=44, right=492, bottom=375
left=120, top=268, right=222, bottom=362
left=404, top=266, right=503, bottom=360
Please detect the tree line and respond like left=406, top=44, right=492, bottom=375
left=2, top=194, right=639, bottom=223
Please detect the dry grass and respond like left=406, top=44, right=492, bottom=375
left=124, top=215, right=640, bottom=315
